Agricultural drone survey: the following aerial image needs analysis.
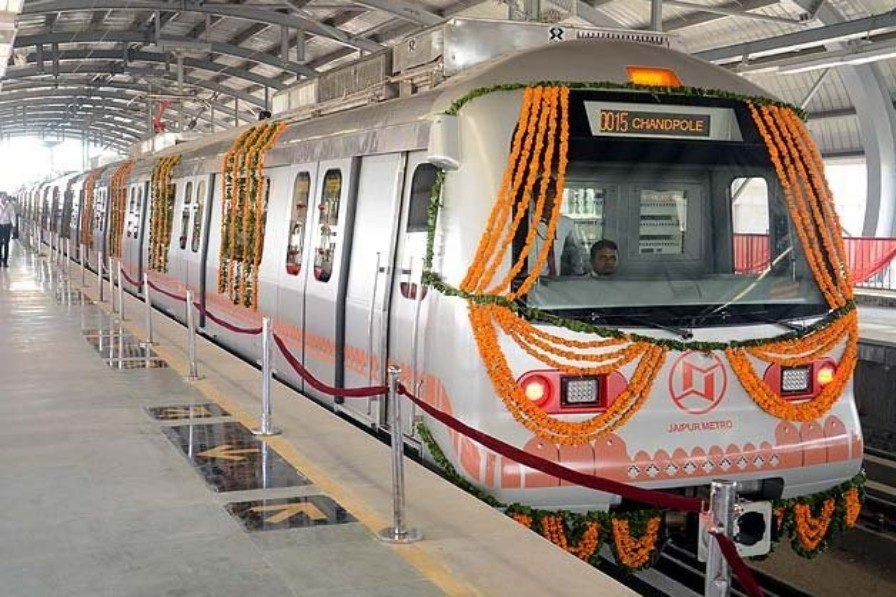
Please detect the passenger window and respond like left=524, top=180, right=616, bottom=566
left=129, top=187, right=136, bottom=214
left=561, top=182, right=606, bottom=264
left=638, top=189, right=688, bottom=254
left=285, top=172, right=311, bottom=276
left=179, top=182, right=193, bottom=250
left=314, top=170, right=342, bottom=283
left=731, top=177, right=771, bottom=274
left=406, top=164, right=438, bottom=233
left=191, top=180, right=205, bottom=253
left=167, top=183, right=177, bottom=246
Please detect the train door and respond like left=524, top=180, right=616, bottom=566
left=272, top=165, right=316, bottom=394
left=186, top=175, right=212, bottom=304
left=169, top=178, right=196, bottom=289
left=92, top=185, right=110, bottom=262
left=136, top=180, right=151, bottom=288
left=341, top=153, right=405, bottom=426
left=387, top=154, right=438, bottom=440
left=302, top=157, right=360, bottom=402
left=121, top=182, right=143, bottom=284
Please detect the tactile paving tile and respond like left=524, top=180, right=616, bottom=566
left=146, top=403, right=230, bottom=420
left=225, top=495, right=355, bottom=532
left=162, top=423, right=310, bottom=492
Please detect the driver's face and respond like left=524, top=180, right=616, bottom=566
left=591, top=248, right=618, bottom=275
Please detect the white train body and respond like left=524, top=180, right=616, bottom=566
left=22, top=19, right=861, bottom=510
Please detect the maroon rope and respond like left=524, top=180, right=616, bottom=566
left=196, top=303, right=263, bottom=335
left=119, top=267, right=141, bottom=288
left=147, top=279, right=187, bottom=302
left=272, top=333, right=388, bottom=398
left=712, top=532, right=764, bottom=597
left=398, top=383, right=702, bottom=513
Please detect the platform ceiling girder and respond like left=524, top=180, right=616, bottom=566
left=3, top=62, right=266, bottom=108
left=14, top=31, right=318, bottom=78
left=10, top=47, right=289, bottom=90
left=20, top=0, right=386, bottom=53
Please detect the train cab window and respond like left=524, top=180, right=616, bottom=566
left=191, top=180, right=206, bottom=253
left=406, top=164, right=438, bottom=233
left=285, top=172, right=311, bottom=275
left=314, top=170, right=342, bottom=283
left=731, top=177, right=771, bottom=275
left=637, top=189, right=688, bottom=255
left=179, top=182, right=193, bottom=250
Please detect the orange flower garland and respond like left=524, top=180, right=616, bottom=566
left=792, top=498, right=835, bottom=552
left=843, top=488, right=861, bottom=528
left=80, top=166, right=104, bottom=248
left=540, top=515, right=602, bottom=561
left=611, top=516, right=661, bottom=570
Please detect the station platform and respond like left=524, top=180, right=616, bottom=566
left=0, top=241, right=637, bottom=596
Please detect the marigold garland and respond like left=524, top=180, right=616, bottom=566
left=217, top=121, right=286, bottom=308
left=610, top=516, right=663, bottom=571
left=148, top=155, right=181, bottom=272
left=80, top=167, right=104, bottom=248
left=108, top=160, right=135, bottom=259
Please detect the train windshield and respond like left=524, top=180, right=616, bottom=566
left=517, top=93, right=830, bottom=330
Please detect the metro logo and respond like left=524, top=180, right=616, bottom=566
left=668, top=351, right=728, bottom=415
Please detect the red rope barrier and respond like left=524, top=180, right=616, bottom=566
left=712, top=532, right=764, bottom=597
left=272, top=333, right=388, bottom=398
left=196, top=303, right=263, bottom=335
left=119, top=267, right=141, bottom=288
left=147, top=279, right=187, bottom=302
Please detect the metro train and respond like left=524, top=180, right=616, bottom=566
left=20, top=19, right=861, bottom=513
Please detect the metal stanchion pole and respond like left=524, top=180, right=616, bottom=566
left=117, top=260, right=125, bottom=320
left=705, top=480, right=736, bottom=597
left=142, top=273, right=154, bottom=346
left=80, top=243, right=86, bottom=287
left=378, top=366, right=422, bottom=544
left=184, top=290, right=202, bottom=381
left=97, top=250, right=104, bottom=302
left=252, top=317, right=281, bottom=436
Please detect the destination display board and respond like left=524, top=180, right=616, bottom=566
left=584, top=101, right=742, bottom=142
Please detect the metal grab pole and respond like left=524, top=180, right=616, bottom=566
left=142, top=272, right=154, bottom=346
left=252, top=317, right=281, bottom=436
left=378, top=366, right=422, bottom=544
left=116, top=260, right=125, bottom=320
left=185, top=290, right=202, bottom=380
left=97, top=250, right=104, bottom=302
left=705, top=480, right=736, bottom=597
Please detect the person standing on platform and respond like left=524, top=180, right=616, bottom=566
left=0, top=193, right=16, bottom=268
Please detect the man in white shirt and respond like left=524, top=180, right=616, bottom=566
left=0, top=194, right=17, bottom=268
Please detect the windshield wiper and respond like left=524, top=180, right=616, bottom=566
left=740, top=311, right=805, bottom=332
left=622, top=313, right=693, bottom=340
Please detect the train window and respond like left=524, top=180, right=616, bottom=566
left=179, top=182, right=193, bottom=250
left=285, top=172, right=311, bottom=276
left=562, top=182, right=606, bottom=261
left=637, top=189, right=688, bottom=255
left=406, top=164, right=438, bottom=233
left=314, top=170, right=342, bottom=283
left=191, top=180, right=206, bottom=253
left=731, top=177, right=771, bottom=275
left=129, top=187, right=136, bottom=214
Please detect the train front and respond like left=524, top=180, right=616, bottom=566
left=421, top=39, right=862, bottom=513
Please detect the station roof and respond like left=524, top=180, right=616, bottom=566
left=0, top=1, right=894, bottom=157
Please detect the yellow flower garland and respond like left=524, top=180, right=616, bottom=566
left=108, top=160, right=135, bottom=259
left=217, top=121, right=286, bottom=308
left=148, top=155, right=181, bottom=272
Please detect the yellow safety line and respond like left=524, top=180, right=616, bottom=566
left=94, top=291, right=479, bottom=596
